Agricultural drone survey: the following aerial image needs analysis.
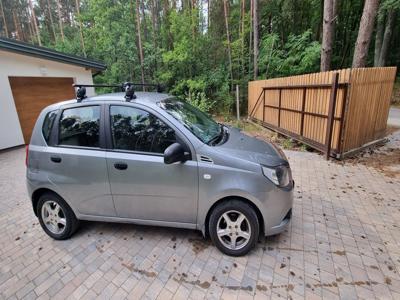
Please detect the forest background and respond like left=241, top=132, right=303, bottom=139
left=0, top=0, right=399, bottom=114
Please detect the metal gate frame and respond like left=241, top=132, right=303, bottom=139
left=249, top=73, right=349, bottom=159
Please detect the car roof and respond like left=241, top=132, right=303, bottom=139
left=52, top=92, right=173, bottom=109
left=85, top=92, right=172, bottom=103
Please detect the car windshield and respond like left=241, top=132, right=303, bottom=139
left=158, top=98, right=221, bottom=144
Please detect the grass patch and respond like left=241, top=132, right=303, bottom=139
left=281, top=139, right=294, bottom=149
left=216, top=116, right=310, bottom=152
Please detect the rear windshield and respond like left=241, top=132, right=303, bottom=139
left=42, top=110, right=57, bottom=144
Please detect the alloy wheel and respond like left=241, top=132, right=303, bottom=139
left=216, top=210, right=251, bottom=250
left=41, top=200, right=66, bottom=234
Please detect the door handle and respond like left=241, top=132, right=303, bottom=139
left=114, top=162, right=128, bottom=170
left=50, top=156, right=62, bottom=163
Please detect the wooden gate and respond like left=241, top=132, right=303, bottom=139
left=248, top=67, right=397, bottom=159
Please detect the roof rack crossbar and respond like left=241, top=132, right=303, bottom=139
left=72, top=83, right=123, bottom=89
left=122, top=82, right=163, bottom=93
left=72, top=82, right=163, bottom=102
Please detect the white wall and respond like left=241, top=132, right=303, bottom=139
left=0, top=50, right=96, bottom=150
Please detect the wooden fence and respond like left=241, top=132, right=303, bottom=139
left=248, top=67, right=397, bottom=159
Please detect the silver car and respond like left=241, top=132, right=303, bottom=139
left=26, top=89, right=293, bottom=256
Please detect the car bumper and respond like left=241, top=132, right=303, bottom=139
left=266, top=208, right=292, bottom=235
left=263, top=180, right=294, bottom=236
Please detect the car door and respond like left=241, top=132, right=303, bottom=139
left=105, top=104, right=198, bottom=224
left=45, top=104, right=116, bottom=217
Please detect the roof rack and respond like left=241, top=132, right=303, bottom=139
left=72, top=82, right=163, bottom=103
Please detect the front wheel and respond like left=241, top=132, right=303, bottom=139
left=37, top=192, right=79, bottom=240
left=209, top=200, right=259, bottom=256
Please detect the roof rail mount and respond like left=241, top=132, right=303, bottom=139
left=72, top=82, right=163, bottom=102
left=76, top=87, right=87, bottom=102
left=123, top=83, right=136, bottom=101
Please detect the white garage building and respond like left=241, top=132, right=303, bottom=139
left=0, top=37, right=106, bottom=150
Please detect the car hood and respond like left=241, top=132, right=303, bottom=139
left=214, top=127, right=288, bottom=167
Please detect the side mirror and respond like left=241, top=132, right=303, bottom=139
left=164, top=143, right=187, bottom=164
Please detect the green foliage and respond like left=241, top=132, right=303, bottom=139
left=259, top=30, right=321, bottom=78
left=186, top=91, right=215, bottom=113
left=380, top=0, right=400, bottom=11
left=4, top=0, right=399, bottom=117
left=299, top=144, right=308, bottom=152
left=281, top=138, right=294, bottom=150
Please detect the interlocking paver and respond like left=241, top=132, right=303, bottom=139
left=1, top=146, right=400, bottom=299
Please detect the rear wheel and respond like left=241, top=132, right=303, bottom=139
left=209, top=200, right=259, bottom=256
left=37, top=192, right=79, bottom=240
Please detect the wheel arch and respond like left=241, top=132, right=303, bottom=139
left=203, top=196, right=265, bottom=238
left=31, top=188, right=72, bottom=217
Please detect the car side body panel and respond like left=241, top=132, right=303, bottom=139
left=106, top=151, right=198, bottom=223
left=196, top=147, right=293, bottom=235
left=27, top=92, right=293, bottom=239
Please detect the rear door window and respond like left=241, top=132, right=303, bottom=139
left=59, top=106, right=100, bottom=148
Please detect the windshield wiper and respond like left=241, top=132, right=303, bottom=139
left=206, top=124, right=224, bottom=146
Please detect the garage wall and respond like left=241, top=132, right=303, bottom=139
left=0, top=50, right=96, bottom=150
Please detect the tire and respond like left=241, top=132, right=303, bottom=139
left=209, top=200, right=259, bottom=256
left=37, top=192, right=79, bottom=240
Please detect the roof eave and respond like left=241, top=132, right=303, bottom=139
left=0, top=38, right=106, bottom=71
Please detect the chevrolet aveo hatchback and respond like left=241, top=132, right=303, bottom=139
left=26, top=90, right=293, bottom=256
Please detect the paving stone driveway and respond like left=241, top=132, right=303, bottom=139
left=1, top=147, right=400, bottom=300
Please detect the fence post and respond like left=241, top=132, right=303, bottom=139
left=278, top=89, right=282, bottom=127
left=300, top=88, right=306, bottom=136
left=325, top=73, right=339, bottom=160
left=236, top=85, right=240, bottom=121
left=262, top=90, right=265, bottom=123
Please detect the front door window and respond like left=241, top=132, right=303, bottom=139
left=110, top=105, right=176, bottom=154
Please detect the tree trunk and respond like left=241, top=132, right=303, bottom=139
left=374, top=12, right=384, bottom=66
left=223, top=0, right=233, bottom=90
left=46, top=0, right=57, bottom=42
left=253, top=0, right=259, bottom=79
left=136, top=0, right=145, bottom=89
left=56, top=0, right=65, bottom=42
left=0, top=0, right=8, bottom=38
left=28, top=0, right=42, bottom=46
left=75, top=0, right=86, bottom=57
left=248, top=0, right=253, bottom=75
left=191, top=0, right=197, bottom=36
left=151, top=0, right=157, bottom=43
left=321, top=0, right=334, bottom=71
left=316, top=0, right=323, bottom=41
left=27, top=7, right=35, bottom=41
left=163, top=0, right=172, bottom=50
left=141, top=1, right=148, bottom=42
left=332, top=0, right=338, bottom=31
left=12, top=10, right=22, bottom=40
left=207, top=0, right=210, bottom=31
left=241, top=0, right=245, bottom=76
left=151, top=0, right=158, bottom=77
left=352, top=0, right=380, bottom=68
left=378, top=9, right=396, bottom=66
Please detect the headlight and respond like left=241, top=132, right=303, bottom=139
left=262, top=165, right=290, bottom=187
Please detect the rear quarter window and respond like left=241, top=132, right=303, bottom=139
left=42, top=110, right=57, bottom=144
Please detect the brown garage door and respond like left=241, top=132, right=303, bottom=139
left=9, top=77, right=75, bottom=143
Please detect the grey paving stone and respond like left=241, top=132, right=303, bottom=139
left=1, top=147, right=400, bottom=299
